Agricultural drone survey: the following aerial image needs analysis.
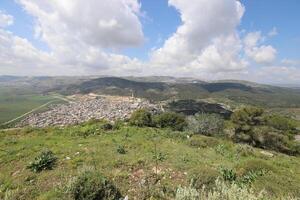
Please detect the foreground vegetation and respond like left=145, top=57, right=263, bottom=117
left=0, top=117, right=300, bottom=199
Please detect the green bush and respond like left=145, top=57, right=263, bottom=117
left=236, top=159, right=273, bottom=185
left=27, top=150, right=57, bottom=173
left=101, top=123, right=113, bottom=131
left=129, top=109, right=152, bottom=127
left=265, top=114, right=297, bottom=132
left=231, top=107, right=300, bottom=155
left=116, top=145, right=126, bottom=154
left=187, top=113, right=224, bottom=136
left=189, top=136, right=219, bottom=148
left=153, top=112, right=187, bottom=131
left=220, top=167, right=237, bottom=182
left=231, top=107, right=264, bottom=127
left=189, top=167, right=219, bottom=190
left=69, top=170, right=122, bottom=200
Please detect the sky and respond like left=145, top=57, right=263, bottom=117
left=0, top=0, right=300, bottom=84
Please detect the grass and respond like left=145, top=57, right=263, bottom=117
left=0, top=87, right=64, bottom=124
left=0, top=122, right=300, bottom=199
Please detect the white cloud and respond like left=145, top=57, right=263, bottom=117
left=0, top=10, right=14, bottom=27
left=150, top=0, right=247, bottom=75
left=0, top=29, right=56, bottom=75
left=268, top=27, right=278, bottom=37
left=0, top=0, right=298, bottom=84
left=244, top=31, right=277, bottom=64
left=256, top=66, right=300, bottom=83
left=19, top=0, right=144, bottom=49
left=0, top=0, right=146, bottom=75
left=281, top=59, right=300, bottom=66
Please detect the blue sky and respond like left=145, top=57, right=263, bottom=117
left=0, top=0, right=299, bottom=83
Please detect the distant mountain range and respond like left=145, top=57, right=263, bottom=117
left=57, top=76, right=300, bottom=108
left=1, top=75, right=300, bottom=108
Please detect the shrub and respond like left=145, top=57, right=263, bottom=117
left=220, top=167, right=237, bottom=182
left=236, top=160, right=273, bottom=185
left=231, top=107, right=264, bottom=127
left=176, top=179, right=268, bottom=200
left=235, top=144, right=255, bottom=157
left=231, top=107, right=299, bottom=155
left=101, top=123, right=113, bottom=131
left=129, top=109, right=152, bottom=127
left=265, top=114, right=297, bottom=132
left=236, top=160, right=273, bottom=176
left=116, top=145, right=126, bottom=154
left=27, top=150, right=57, bottom=172
left=69, top=169, right=122, bottom=200
left=175, top=186, right=199, bottom=200
left=189, top=136, right=219, bottom=148
left=187, top=113, right=224, bottom=136
left=189, top=167, right=219, bottom=190
left=153, top=112, right=187, bottom=131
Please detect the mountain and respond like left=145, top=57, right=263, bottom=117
left=56, top=77, right=300, bottom=108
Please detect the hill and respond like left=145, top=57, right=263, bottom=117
left=1, top=121, right=300, bottom=199
left=57, top=77, right=300, bottom=108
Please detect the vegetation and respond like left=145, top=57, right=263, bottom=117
left=27, top=150, right=57, bottom=173
left=176, top=179, right=269, bottom=200
left=187, top=113, right=224, bottom=136
left=129, top=109, right=152, bottom=127
left=153, top=112, right=187, bottom=131
left=129, top=109, right=187, bottom=131
left=0, top=120, right=299, bottom=199
left=230, top=106, right=300, bottom=155
left=68, top=168, right=122, bottom=200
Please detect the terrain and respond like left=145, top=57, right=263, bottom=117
left=0, top=76, right=300, bottom=200
left=1, top=122, right=300, bottom=199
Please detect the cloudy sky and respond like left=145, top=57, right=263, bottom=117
left=0, top=0, right=300, bottom=84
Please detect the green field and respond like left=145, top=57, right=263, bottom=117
left=0, top=122, right=299, bottom=199
left=0, top=87, right=62, bottom=124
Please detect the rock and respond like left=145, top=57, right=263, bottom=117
left=260, top=150, right=274, bottom=158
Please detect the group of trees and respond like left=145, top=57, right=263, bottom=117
left=129, top=109, right=187, bottom=131
left=231, top=107, right=299, bottom=155
left=130, top=106, right=300, bottom=155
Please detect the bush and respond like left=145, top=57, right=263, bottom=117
left=116, top=145, right=126, bottom=154
left=235, top=144, right=255, bottom=157
left=265, top=114, right=297, bottom=132
left=189, top=167, right=219, bottom=190
left=27, top=150, right=57, bottom=172
left=129, top=109, right=152, bottom=127
left=189, top=136, right=219, bottom=148
left=231, top=107, right=264, bottom=127
left=101, top=123, right=113, bottom=131
left=187, top=113, right=224, bottom=136
left=231, top=107, right=300, bottom=155
left=175, top=186, right=199, bottom=200
left=176, top=179, right=268, bottom=200
left=220, top=167, right=237, bottom=182
left=69, top=169, right=122, bottom=200
left=235, top=159, right=273, bottom=185
left=153, top=112, right=187, bottom=131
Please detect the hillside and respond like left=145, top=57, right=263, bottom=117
left=57, top=77, right=300, bottom=108
left=1, top=121, right=300, bottom=199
